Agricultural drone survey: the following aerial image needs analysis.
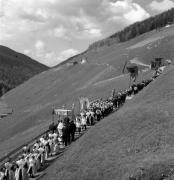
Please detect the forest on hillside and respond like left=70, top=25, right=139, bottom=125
left=0, top=46, right=49, bottom=96
left=89, top=8, right=174, bottom=50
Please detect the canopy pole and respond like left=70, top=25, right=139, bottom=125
left=129, top=74, right=131, bottom=88
left=52, top=106, right=55, bottom=123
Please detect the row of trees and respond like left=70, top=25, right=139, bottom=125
left=115, top=8, right=174, bottom=42
left=0, top=66, right=28, bottom=96
left=0, top=80, right=12, bottom=96
left=89, top=8, right=174, bottom=50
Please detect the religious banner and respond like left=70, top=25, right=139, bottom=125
left=79, top=97, right=90, bottom=111
left=126, top=65, right=138, bottom=82
left=54, top=109, right=72, bottom=116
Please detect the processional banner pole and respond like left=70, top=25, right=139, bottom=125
left=52, top=106, right=55, bottom=123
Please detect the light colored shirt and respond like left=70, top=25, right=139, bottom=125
left=81, top=117, right=87, bottom=125
left=57, top=122, right=63, bottom=130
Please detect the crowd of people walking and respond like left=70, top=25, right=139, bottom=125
left=0, top=74, right=158, bottom=180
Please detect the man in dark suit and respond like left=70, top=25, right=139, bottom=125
left=69, top=121, right=76, bottom=141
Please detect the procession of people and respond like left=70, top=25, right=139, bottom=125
left=0, top=73, right=159, bottom=180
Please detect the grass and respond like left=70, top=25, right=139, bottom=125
left=0, top=25, right=174, bottom=179
left=40, top=66, right=174, bottom=180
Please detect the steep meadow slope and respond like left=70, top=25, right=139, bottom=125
left=42, top=66, right=174, bottom=180
left=0, top=24, right=174, bottom=160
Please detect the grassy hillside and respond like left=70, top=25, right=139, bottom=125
left=0, top=9, right=173, bottom=180
left=0, top=64, right=153, bottom=158
left=0, top=45, right=49, bottom=95
left=42, top=65, right=174, bottom=180
left=0, top=24, right=174, bottom=159
left=56, top=24, right=174, bottom=71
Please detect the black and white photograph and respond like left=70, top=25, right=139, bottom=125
left=0, top=0, right=174, bottom=179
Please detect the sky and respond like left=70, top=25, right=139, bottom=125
left=0, top=0, right=174, bottom=67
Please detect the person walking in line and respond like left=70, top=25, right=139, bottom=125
left=96, top=109, right=101, bottom=121
left=27, top=155, right=36, bottom=178
left=81, top=115, right=87, bottom=130
left=69, top=121, right=76, bottom=141
left=15, top=164, right=22, bottom=180
left=38, top=145, right=45, bottom=168
left=64, top=117, right=71, bottom=144
left=75, top=116, right=81, bottom=134
left=57, top=120, right=64, bottom=137
left=62, top=125, right=68, bottom=146
left=53, top=139, right=59, bottom=155
left=0, top=167, right=5, bottom=180
left=21, top=162, right=29, bottom=180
